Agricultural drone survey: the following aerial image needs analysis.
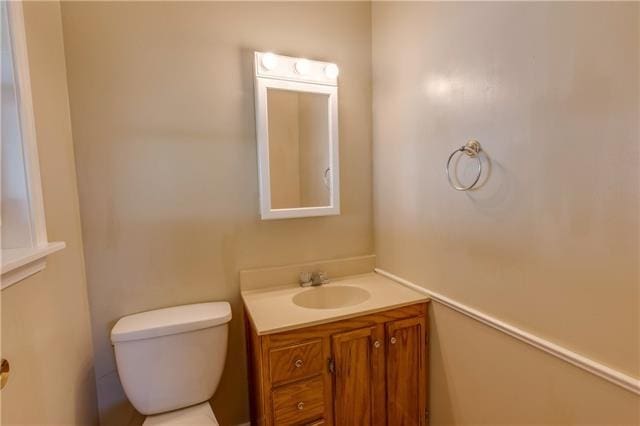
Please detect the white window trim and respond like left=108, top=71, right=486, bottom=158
left=1, top=1, right=65, bottom=290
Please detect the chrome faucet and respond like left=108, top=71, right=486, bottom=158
left=299, top=271, right=329, bottom=287
left=311, top=271, right=329, bottom=286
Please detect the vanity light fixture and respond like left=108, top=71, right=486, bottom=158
left=325, top=63, right=339, bottom=79
left=295, top=59, right=311, bottom=75
left=261, top=52, right=278, bottom=71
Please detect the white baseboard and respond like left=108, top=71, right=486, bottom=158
left=375, top=268, right=640, bottom=396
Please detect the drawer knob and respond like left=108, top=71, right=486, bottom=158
left=373, top=340, right=381, bottom=349
left=297, top=401, right=305, bottom=410
left=390, top=336, right=397, bottom=345
left=294, top=359, right=303, bottom=368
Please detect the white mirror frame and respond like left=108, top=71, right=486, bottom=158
left=254, top=52, right=340, bottom=220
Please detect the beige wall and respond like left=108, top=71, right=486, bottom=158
left=430, top=303, right=640, bottom=425
left=372, top=2, right=639, bottom=424
left=60, top=2, right=372, bottom=425
left=1, top=1, right=97, bottom=424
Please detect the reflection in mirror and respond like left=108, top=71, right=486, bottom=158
left=267, top=89, right=330, bottom=209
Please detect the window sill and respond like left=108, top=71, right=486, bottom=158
left=1, top=242, right=66, bottom=290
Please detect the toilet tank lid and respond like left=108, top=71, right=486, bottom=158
left=111, top=302, right=232, bottom=343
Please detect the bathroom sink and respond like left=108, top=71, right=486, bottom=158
left=292, top=285, right=371, bottom=310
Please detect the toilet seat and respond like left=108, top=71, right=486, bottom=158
left=142, top=402, right=218, bottom=426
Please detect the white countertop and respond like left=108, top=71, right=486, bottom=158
left=241, top=272, right=429, bottom=335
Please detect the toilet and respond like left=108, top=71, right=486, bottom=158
left=110, top=302, right=232, bottom=425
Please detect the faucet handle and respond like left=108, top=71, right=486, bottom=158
left=311, top=271, right=329, bottom=286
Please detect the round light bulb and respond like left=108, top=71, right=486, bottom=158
left=295, top=59, right=311, bottom=75
left=325, top=63, right=339, bottom=79
left=261, top=53, right=278, bottom=71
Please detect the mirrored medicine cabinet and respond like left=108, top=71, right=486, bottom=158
left=254, top=51, right=340, bottom=220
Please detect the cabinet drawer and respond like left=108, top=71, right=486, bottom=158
left=272, top=376, right=325, bottom=425
left=270, top=339, right=323, bottom=385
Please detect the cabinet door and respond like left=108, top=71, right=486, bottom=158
left=386, top=317, right=426, bottom=426
left=331, top=326, right=385, bottom=426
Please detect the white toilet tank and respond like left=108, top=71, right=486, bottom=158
left=111, top=302, right=232, bottom=416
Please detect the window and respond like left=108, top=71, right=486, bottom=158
left=1, top=1, right=64, bottom=289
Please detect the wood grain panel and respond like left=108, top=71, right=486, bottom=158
left=386, top=316, right=426, bottom=426
left=320, top=336, right=335, bottom=426
left=331, top=326, right=385, bottom=426
left=270, top=339, right=323, bottom=385
left=245, top=311, right=267, bottom=425
left=272, top=375, right=325, bottom=425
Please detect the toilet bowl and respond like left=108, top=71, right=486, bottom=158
left=111, top=302, right=232, bottom=425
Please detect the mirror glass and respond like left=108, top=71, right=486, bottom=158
left=267, top=88, right=330, bottom=209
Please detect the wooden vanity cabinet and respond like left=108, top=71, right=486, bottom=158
left=245, top=302, right=428, bottom=426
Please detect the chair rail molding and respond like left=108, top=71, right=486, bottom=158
left=374, top=268, right=640, bottom=396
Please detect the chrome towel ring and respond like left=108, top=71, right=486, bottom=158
left=446, top=140, right=482, bottom=191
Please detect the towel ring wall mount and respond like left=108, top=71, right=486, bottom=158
left=446, top=140, right=482, bottom=191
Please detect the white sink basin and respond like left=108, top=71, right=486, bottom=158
left=292, top=285, right=371, bottom=310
